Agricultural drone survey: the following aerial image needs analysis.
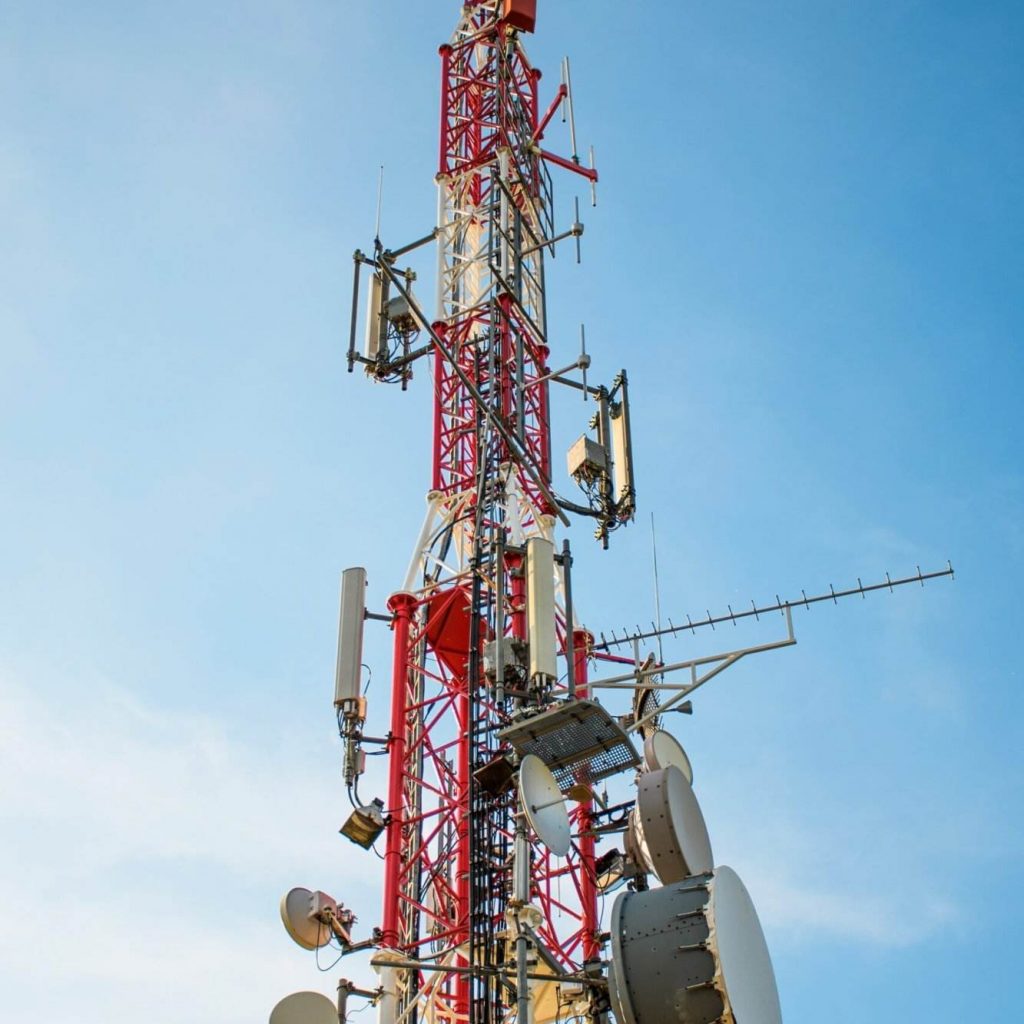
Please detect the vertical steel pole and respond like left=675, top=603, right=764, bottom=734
left=456, top=673, right=471, bottom=1021
left=573, top=628, right=600, bottom=962
left=381, top=592, right=417, bottom=948
left=509, top=552, right=527, bottom=642
left=431, top=335, right=445, bottom=493
left=438, top=44, right=452, bottom=176
left=563, top=539, right=576, bottom=698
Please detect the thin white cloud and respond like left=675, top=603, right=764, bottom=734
left=697, top=770, right=964, bottom=950
left=0, top=668, right=380, bottom=1023
left=0, top=656, right=985, bottom=1024
left=0, top=671, right=353, bottom=877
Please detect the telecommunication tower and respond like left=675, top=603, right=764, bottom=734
left=272, top=5, right=952, bottom=1024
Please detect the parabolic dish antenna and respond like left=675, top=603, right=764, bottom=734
left=642, top=729, right=693, bottom=783
left=608, top=866, right=782, bottom=1024
left=279, top=887, right=332, bottom=951
left=270, top=991, right=338, bottom=1024
left=636, top=765, right=713, bottom=883
left=519, top=753, right=571, bottom=856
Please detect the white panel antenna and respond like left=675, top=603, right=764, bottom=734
left=609, top=390, right=634, bottom=518
left=363, top=272, right=385, bottom=361
left=334, top=567, right=366, bottom=707
left=526, top=537, right=557, bottom=682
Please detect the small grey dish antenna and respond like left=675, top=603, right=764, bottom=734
left=280, top=887, right=333, bottom=951
left=643, top=729, right=693, bottom=784
left=270, top=991, right=338, bottom=1024
left=519, top=753, right=571, bottom=857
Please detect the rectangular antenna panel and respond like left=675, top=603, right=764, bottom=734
left=334, top=567, right=367, bottom=706
left=363, top=273, right=385, bottom=360
left=610, top=399, right=635, bottom=516
left=502, top=0, right=537, bottom=33
left=567, top=434, right=606, bottom=483
left=527, top=537, right=557, bottom=681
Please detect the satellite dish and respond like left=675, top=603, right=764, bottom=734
left=609, top=866, right=781, bottom=1024
left=279, top=887, right=332, bottom=950
left=642, top=729, right=693, bottom=784
left=270, top=991, right=338, bottom=1024
left=519, top=753, right=571, bottom=856
left=635, top=765, right=713, bottom=883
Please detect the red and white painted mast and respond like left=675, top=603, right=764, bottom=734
left=280, top=13, right=957, bottom=1024
left=353, top=5, right=609, bottom=1024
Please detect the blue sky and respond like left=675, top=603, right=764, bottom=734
left=1, top=2, right=1021, bottom=1021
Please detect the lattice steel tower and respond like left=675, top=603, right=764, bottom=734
left=276, top=7, right=954, bottom=1024
left=340, top=5, right=625, bottom=1024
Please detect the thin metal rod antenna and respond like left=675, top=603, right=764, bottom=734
left=563, top=56, right=579, bottom=163
left=560, top=57, right=568, bottom=123
left=518, top=222, right=581, bottom=260
left=347, top=251, right=362, bottom=373
left=591, top=564, right=955, bottom=651
left=574, top=197, right=582, bottom=264
left=651, top=512, right=664, bottom=664
left=374, top=165, right=384, bottom=245
left=580, top=324, right=588, bottom=401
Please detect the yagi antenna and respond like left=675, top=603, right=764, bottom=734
left=579, top=323, right=589, bottom=400
left=592, top=563, right=955, bottom=651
